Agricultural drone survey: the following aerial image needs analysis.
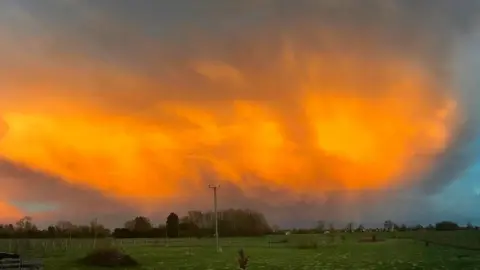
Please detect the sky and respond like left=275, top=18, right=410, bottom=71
left=0, top=0, right=479, bottom=228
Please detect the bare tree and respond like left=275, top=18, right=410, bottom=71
left=15, top=216, right=34, bottom=231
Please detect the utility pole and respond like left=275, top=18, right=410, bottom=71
left=208, top=184, right=220, bottom=252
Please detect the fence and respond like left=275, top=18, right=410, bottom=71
left=0, top=236, right=282, bottom=257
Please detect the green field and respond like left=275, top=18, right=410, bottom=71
left=3, top=231, right=480, bottom=269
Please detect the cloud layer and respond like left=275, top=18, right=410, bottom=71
left=0, top=0, right=479, bottom=227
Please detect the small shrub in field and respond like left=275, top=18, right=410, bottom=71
left=78, top=248, right=139, bottom=268
left=237, top=249, right=249, bottom=269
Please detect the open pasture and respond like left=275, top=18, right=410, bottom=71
left=2, top=231, right=480, bottom=269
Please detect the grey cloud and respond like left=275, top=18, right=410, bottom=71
left=3, top=0, right=479, bottom=103
left=0, top=158, right=138, bottom=227
left=416, top=124, right=480, bottom=194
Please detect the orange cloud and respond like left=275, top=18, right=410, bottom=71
left=0, top=39, right=461, bottom=213
left=3, top=0, right=476, bottom=220
left=0, top=201, right=23, bottom=223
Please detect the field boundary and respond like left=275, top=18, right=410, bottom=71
left=408, top=238, right=480, bottom=251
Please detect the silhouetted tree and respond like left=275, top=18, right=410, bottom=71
left=78, top=225, right=93, bottom=237
left=47, top=226, right=56, bottom=237
left=56, top=220, right=74, bottom=232
left=133, top=216, right=153, bottom=232
left=16, top=216, right=34, bottom=231
left=124, top=219, right=135, bottom=231
left=118, top=216, right=153, bottom=237
left=13, top=216, right=39, bottom=237
left=466, top=222, right=474, bottom=230
left=179, top=217, right=200, bottom=238
left=435, top=221, right=459, bottom=231
left=112, top=228, right=133, bottom=238
left=166, top=212, right=179, bottom=238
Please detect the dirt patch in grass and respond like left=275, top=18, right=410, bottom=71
left=358, top=235, right=386, bottom=243
left=78, top=248, right=139, bottom=268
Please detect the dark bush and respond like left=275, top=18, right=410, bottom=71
left=238, top=249, right=249, bottom=269
left=78, top=248, right=139, bottom=268
left=435, top=221, right=459, bottom=231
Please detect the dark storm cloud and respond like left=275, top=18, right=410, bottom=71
left=417, top=123, right=480, bottom=194
left=4, top=0, right=478, bottom=103
left=10, top=0, right=480, bottom=74
left=0, top=158, right=138, bottom=227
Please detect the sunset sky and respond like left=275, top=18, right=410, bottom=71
left=0, top=0, right=479, bottom=228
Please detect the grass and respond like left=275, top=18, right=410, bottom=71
left=1, top=231, right=480, bottom=269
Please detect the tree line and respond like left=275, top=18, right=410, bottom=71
left=0, top=212, right=477, bottom=239
left=0, top=209, right=272, bottom=239
left=277, top=220, right=479, bottom=235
